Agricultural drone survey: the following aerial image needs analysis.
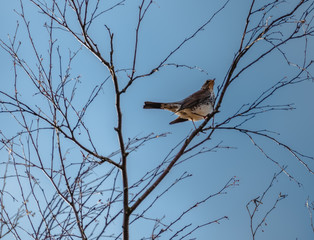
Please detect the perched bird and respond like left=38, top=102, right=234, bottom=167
left=143, top=79, right=215, bottom=125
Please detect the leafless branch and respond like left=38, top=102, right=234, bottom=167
left=306, top=198, right=314, bottom=233
left=246, top=170, right=287, bottom=239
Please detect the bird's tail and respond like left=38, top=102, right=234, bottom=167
left=143, top=101, right=163, bottom=109
left=143, top=101, right=180, bottom=112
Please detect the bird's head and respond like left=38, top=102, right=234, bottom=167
left=201, top=79, right=215, bottom=90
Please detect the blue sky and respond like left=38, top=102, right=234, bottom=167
left=1, top=0, right=314, bottom=239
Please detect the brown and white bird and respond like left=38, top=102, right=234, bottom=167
left=143, top=79, right=215, bottom=125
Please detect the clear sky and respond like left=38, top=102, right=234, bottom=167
left=0, top=0, right=314, bottom=239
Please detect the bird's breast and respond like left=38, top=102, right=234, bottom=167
left=176, top=103, right=213, bottom=121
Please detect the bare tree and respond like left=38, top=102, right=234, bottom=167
left=0, top=0, right=313, bottom=239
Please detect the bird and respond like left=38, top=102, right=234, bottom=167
left=143, top=79, right=215, bottom=126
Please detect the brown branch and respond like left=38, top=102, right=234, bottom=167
left=104, top=22, right=130, bottom=240
left=246, top=170, right=287, bottom=239
left=129, top=109, right=218, bottom=214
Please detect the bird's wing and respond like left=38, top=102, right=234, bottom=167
left=178, top=89, right=209, bottom=110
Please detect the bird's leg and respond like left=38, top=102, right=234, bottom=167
left=211, top=114, right=215, bottom=128
left=191, top=113, right=206, bottom=132
left=201, top=113, right=215, bottom=129
left=191, top=119, right=206, bottom=134
left=192, top=120, right=197, bottom=130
